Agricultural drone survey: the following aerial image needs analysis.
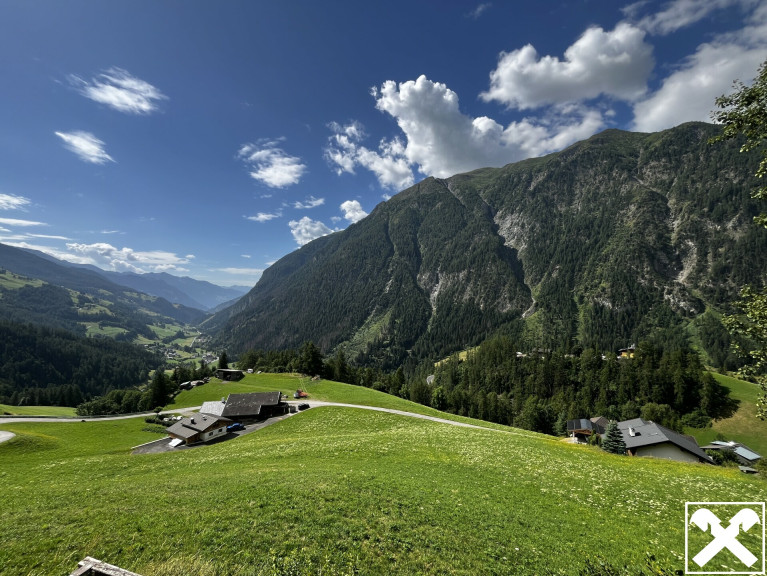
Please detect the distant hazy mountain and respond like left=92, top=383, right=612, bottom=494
left=0, top=242, right=207, bottom=329
left=210, top=123, right=767, bottom=369
left=20, top=249, right=248, bottom=311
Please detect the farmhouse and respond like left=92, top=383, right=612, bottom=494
left=166, top=413, right=231, bottom=446
left=617, top=418, right=714, bottom=464
left=200, top=391, right=288, bottom=422
left=566, top=416, right=607, bottom=442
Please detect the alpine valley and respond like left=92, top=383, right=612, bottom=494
left=210, top=122, right=767, bottom=369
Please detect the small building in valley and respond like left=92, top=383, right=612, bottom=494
left=215, top=368, right=245, bottom=381
left=701, top=440, right=762, bottom=466
left=617, top=418, right=713, bottom=464
left=166, top=413, right=231, bottom=446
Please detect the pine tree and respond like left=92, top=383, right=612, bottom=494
left=602, top=421, right=626, bottom=455
left=218, top=351, right=229, bottom=370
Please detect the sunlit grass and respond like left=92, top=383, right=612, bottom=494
left=0, top=404, right=77, bottom=417
left=685, top=372, right=767, bottom=456
left=0, top=407, right=761, bottom=576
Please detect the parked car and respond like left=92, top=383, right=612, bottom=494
left=297, top=403, right=310, bottom=411
left=227, top=422, right=245, bottom=432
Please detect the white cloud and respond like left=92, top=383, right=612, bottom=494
left=293, top=196, right=325, bottom=209
left=288, top=216, right=333, bottom=246
left=480, top=23, right=654, bottom=110
left=340, top=200, right=368, bottom=223
left=215, top=267, right=264, bottom=276
left=238, top=140, right=306, bottom=188
left=626, top=0, right=753, bottom=35
left=65, top=242, right=192, bottom=273
left=246, top=211, right=282, bottom=222
left=468, top=3, right=491, bottom=19
left=55, top=131, right=114, bottom=164
left=70, top=67, right=167, bottom=114
left=326, top=121, right=415, bottom=190
left=0, top=194, right=31, bottom=211
left=0, top=217, right=46, bottom=227
left=632, top=5, right=767, bottom=132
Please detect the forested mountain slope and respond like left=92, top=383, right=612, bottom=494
left=212, top=123, right=766, bottom=368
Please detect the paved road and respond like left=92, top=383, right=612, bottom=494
left=0, top=401, right=517, bottom=436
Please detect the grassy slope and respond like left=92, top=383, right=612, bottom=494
left=168, top=373, right=511, bottom=431
left=0, top=404, right=77, bottom=417
left=1, top=386, right=764, bottom=575
left=685, top=373, right=767, bottom=456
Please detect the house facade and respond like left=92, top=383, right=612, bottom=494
left=166, top=413, right=231, bottom=446
left=617, top=418, right=713, bottom=464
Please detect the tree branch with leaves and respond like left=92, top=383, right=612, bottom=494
left=710, top=58, right=767, bottom=418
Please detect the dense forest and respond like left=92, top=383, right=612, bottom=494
left=0, top=320, right=159, bottom=407
left=235, top=334, right=736, bottom=435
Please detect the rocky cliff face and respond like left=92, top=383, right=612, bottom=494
left=211, top=122, right=766, bottom=368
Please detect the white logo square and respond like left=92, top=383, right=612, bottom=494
left=685, top=502, right=765, bottom=575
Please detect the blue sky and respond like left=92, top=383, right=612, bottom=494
left=1, top=0, right=765, bottom=287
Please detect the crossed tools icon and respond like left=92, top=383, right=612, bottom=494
left=689, top=507, right=762, bottom=569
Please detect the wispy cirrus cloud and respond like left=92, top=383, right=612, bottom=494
left=0, top=194, right=31, bottom=211
left=238, top=140, right=306, bottom=188
left=55, top=131, right=114, bottom=164
left=288, top=216, right=333, bottom=246
left=0, top=217, right=47, bottom=227
left=246, top=211, right=282, bottom=223
left=69, top=67, right=167, bottom=114
left=293, top=196, right=325, bottom=209
left=467, top=2, right=491, bottom=19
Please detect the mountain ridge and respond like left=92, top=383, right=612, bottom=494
left=210, top=122, right=766, bottom=368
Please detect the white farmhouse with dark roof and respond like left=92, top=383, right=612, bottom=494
left=618, top=418, right=714, bottom=464
left=166, top=413, right=231, bottom=446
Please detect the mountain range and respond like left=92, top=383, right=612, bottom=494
left=210, top=122, right=767, bottom=369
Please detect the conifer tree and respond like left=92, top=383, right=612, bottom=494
left=602, top=421, right=626, bottom=455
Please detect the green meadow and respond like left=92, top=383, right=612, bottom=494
left=0, top=404, right=76, bottom=417
left=686, top=373, right=767, bottom=456
left=1, top=379, right=765, bottom=576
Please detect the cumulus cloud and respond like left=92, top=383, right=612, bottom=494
left=0, top=194, right=31, bottom=211
left=55, top=131, right=114, bottom=164
left=632, top=4, right=767, bottom=132
left=328, top=76, right=611, bottom=186
left=293, top=196, right=325, bottom=209
left=326, top=122, right=414, bottom=190
left=65, top=242, right=192, bottom=273
left=238, top=140, right=306, bottom=188
left=246, top=211, right=282, bottom=222
left=480, top=23, right=654, bottom=109
left=340, top=200, right=368, bottom=223
left=288, top=216, right=333, bottom=246
left=69, top=67, right=167, bottom=114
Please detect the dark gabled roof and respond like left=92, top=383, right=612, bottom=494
left=221, top=391, right=283, bottom=418
left=617, top=418, right=714, bottom=464
left=166, top=413, right=230, bottom=438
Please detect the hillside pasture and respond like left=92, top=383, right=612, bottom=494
left=0, top=397, right=763, bottom=575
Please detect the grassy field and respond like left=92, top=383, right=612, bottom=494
left=168, top=373, right=511, bottom=431
left=0, top=404, right=77, bottom=417
left=685, top=373, right=767, bottom=456
left=1, top=381, right=765, bottom=575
